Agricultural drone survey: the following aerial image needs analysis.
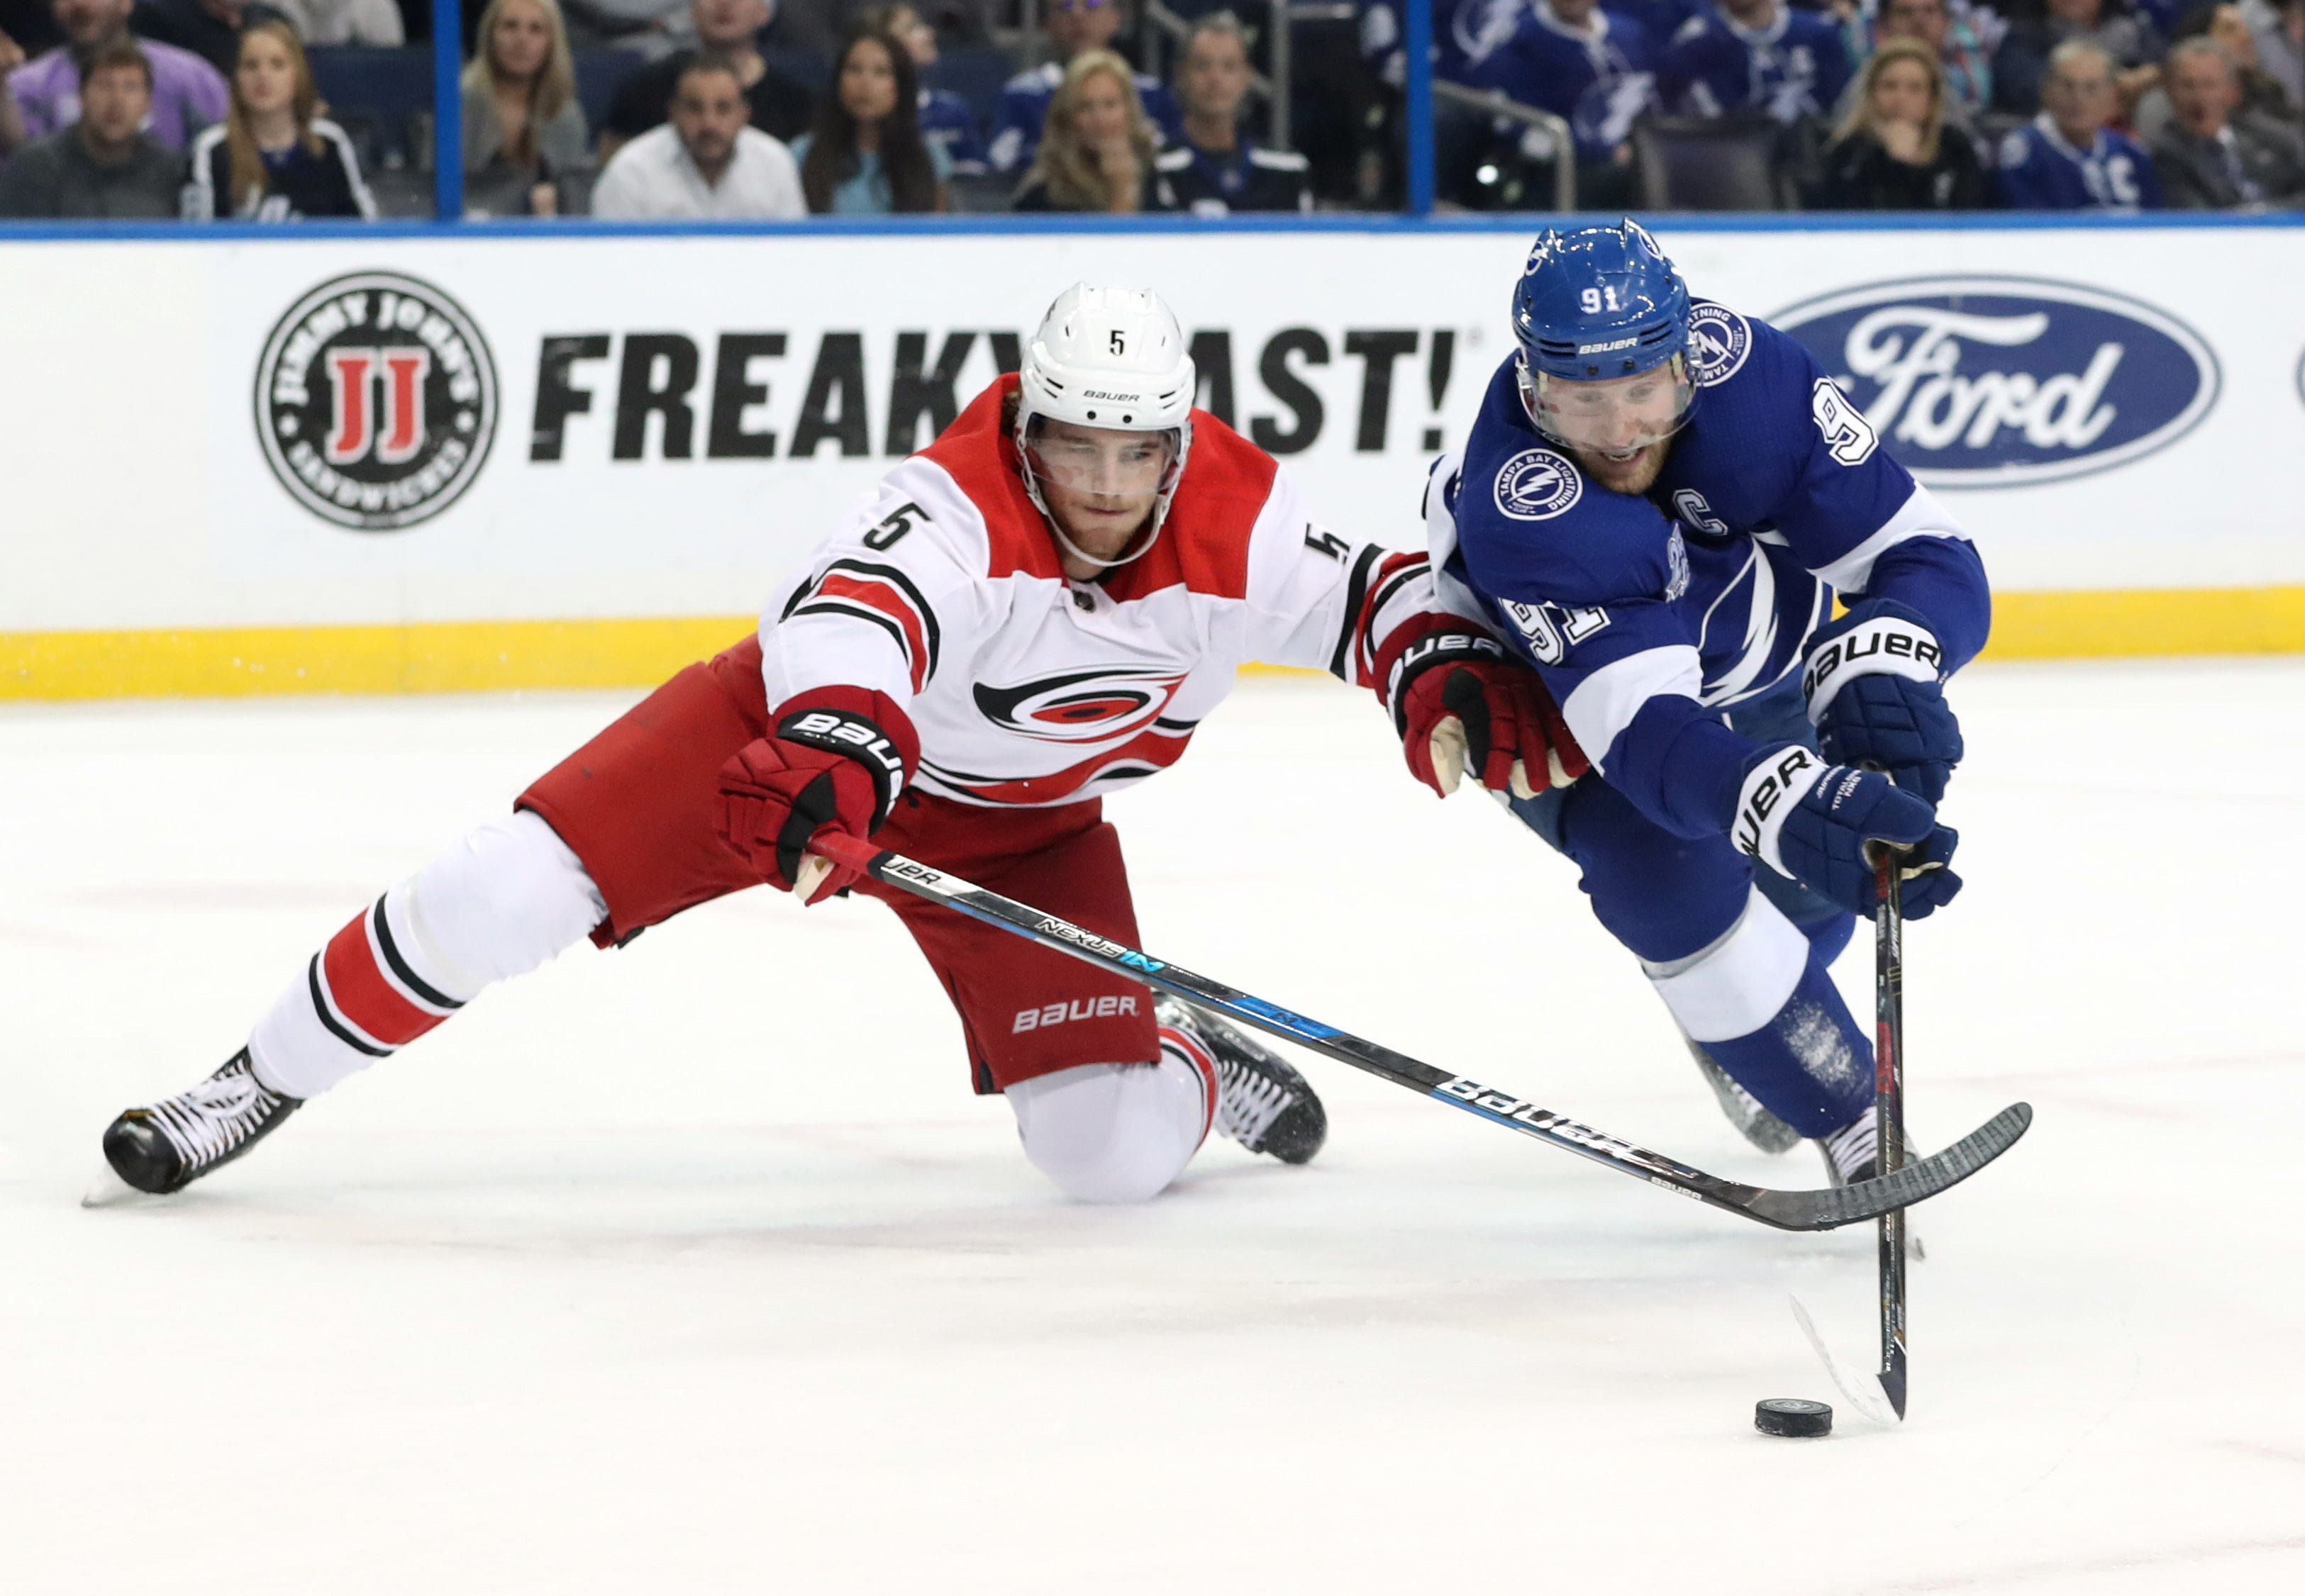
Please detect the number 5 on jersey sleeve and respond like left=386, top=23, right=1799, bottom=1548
left=1810, top=379, right=1879, bottom=467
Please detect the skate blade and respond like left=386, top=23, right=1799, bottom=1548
left=81, top=1162, right=162, bottom=1208
left=1788, top=1294, right=1901, bottom=1427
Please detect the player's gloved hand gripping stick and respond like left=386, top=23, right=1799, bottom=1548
left=806, top=832, right=2029, bottom=1232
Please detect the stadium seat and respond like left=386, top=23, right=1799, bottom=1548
left=1631, top=114, right=1792, bottom=211
left=309, top=46, right=433, bottom=169
left=923, top=46, right=1013, bottom=131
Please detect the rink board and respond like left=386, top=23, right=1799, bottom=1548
left=4, top=221, right=2302, bottom=697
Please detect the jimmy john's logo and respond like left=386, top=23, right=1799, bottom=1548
left=255, top=272, right=497, bottom=530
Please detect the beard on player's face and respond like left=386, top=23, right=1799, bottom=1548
left=1569, top=437, right=1670, bottom=495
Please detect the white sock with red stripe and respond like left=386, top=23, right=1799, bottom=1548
left=1004, top=1029, right=1216, bottom=1205
left=248, top=812, right=607, bottom=1098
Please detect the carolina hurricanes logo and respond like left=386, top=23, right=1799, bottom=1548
left=974, top=666, right=1189, bottom=742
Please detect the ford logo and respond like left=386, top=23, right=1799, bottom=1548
left=1770, top=276, right=2219, bottom=488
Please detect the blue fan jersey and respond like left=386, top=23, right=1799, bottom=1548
left=918, top=87, right=987, bottom=175
left=1471, top=4, right=1662, bottom=160
left=1662, top=4, right=1852, bottom=122
left=1429, top=302, right=1991, bottom=842
left=1996, top=114, right=2162, bottom=211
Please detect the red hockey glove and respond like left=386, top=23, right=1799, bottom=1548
left=716, top=687, right=918, bottom=906
left=1382, top=622, right=1589, bottom=799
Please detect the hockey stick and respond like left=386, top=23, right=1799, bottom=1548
left=809, top=834, right=2031, bottom=1233
left=1874, top=855, right=1911, bottom=1418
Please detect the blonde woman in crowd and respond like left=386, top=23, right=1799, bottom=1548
left=1812, top=38, right=1988, bottom=209
left=185, top=20, right=375, bottom=220
left=1011, top=48, right=1167, bottom=213
left=463, top=0, right=591, bottom=216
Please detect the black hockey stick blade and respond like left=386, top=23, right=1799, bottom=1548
left=814, top=836, right=2035, bottom=1233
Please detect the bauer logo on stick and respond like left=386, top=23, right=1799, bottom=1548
left=255, top=272, right=499, bottom=532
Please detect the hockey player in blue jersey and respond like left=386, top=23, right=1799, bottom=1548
left=1427, top=221, right=1989, bottom=1182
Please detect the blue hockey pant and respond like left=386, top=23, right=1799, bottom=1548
left=1506, top=681, right=1872, bottom=1137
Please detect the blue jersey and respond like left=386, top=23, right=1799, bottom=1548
left=1472, top=4, right=1662, bottom=160
left=1662, top=4, right=1851, bottom=122
left=1430, top=303, right=1990, bottom=840
left=985, top=61, right=1185, bottom=174
left=1995, top=115, right=2161, bottom=211
left=918, top=87, right=986, bottom=175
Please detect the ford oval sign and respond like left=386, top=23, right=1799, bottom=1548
left=1771, top=277, right=2219, bottom=488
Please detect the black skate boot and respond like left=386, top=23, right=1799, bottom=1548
left=100, top=1050, right=301, bottom=1195
left=1816, top=1105, right=1879, bottom=1188
left=1157, top=996, right=1326, bottom=1164
left=1686, top=1040, right=1803, bottom=1156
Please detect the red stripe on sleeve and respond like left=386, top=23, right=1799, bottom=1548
left=815, top=573, right=931, bottom=693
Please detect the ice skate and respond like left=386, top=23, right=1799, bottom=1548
left=1157, top=997, right=1326, bottom=1164
left=1816, top=1105, right=1880, bottom=1188
left=1687, top=1041, right=1803, bottom=1155
left=96, top=1050, right=300, bottom=1197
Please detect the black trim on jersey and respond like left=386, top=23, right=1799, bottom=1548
left=788, top=599, right=911, bottom=670
left=307, top=955, right=392, bottom=1058
left=1152, top=716, right=1200, bottom=732
left=1327, top=542, right=1384, bottom=681
left=780, top=559, right=943, bottom=685
left=821, top=559, right=942, bottom=680
left=369, top=895, right=461, bottom=1012
left=1365, top=557, right=1428, bottom=629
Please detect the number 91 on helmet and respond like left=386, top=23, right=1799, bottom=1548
left=1511, top=220, right=1696, bottom=467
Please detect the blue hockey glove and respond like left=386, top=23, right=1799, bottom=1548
left=1731, top=746, right=1962, bottom=920
left=1802, top=599, right=1962, bottom=803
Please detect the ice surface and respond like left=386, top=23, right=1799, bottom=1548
left=4, top=662, right=2302, bottom=1595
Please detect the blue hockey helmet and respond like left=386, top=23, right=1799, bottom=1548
left=1511, top=221, right=1696, bottom=456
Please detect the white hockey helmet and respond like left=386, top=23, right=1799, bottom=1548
left=1015, top=283, right=1196, bottom=569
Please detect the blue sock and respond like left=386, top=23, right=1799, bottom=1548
left=1699, top=956, right=1872, bottom=1136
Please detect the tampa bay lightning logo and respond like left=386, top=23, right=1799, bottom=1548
left=1687, top=304, right=1751, bottom=388
left=973, top=666, right=1188, bottom=742
left=1494, top=448, right=1583, bottom=520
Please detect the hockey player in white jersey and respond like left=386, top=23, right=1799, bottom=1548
left=99, top=284, right=1584, bottom=1207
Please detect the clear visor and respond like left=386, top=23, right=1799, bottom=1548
left=1520, top=357, right=1695, bottom=458
left=1023, top=418, right=1182, bottom=503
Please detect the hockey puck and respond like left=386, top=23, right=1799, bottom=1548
left=1754, top=1398, right=1833, bottom=1438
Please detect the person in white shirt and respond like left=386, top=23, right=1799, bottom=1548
left=589, top=51, right=804, bottom=217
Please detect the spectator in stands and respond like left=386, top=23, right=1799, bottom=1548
left=791, top=21, right=945, bottom=211
left=1470, top=0, right=1660, bottom=210
left=1996, top=37, right=2162, bottom=202
left=0, top=38, right=184, bottom=213
left=1660, top=0, right=1853, bottom=125
left=186, top=19, right=374, bottom=216
left=1154, top=11, right=1311, bottom=213
left=272, top=0, right=401, bottom=45
left=599, top=0, right=812, bottom=160
left=2148, top=33, right=2305, bottom=199
left=1811, top=35, right=1989, bottom=203
left=9, top=0, right=226, bottom=150
left=987, top=0, right=1182, bottom=174
left=1862, top=0, right=1995, bottom=120
left=130, top=0, right=292, bottom=74
left=1, top=28, right=25, bottom=157
left=2135, top=4, right=2296, bottom=136
left=874, top=1, right=983, bottom=172
left=463, top=0, right=588, bottom=216
left=1992, top=0, right=2165, bottom=118
left=560, top=0, right=689, bottom=58
left=2241, top=0, right=2302, bottom=109
left=1011, top=46, right=1167, bottom=210
left=591, top=49, right=804, bottom=213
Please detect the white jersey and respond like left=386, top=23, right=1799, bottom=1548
left=759, top=376, right=1440, bottom=808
